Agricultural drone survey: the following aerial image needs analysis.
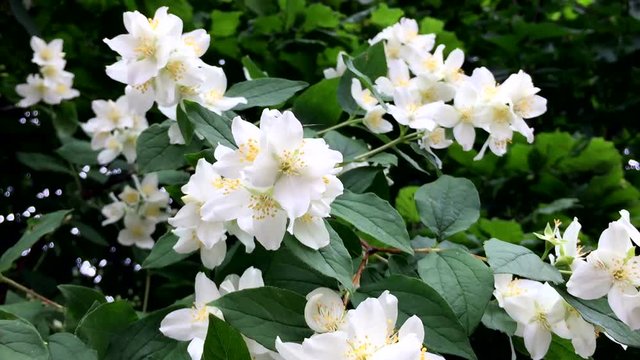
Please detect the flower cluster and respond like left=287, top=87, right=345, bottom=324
left=169, top=109, right=344, bottom=269
left=80, top=95, right=148, bottom=165
left=340, top=18, right=546, bottom=161
left=160, top=269, right=280, bottom=360
left=276, top=288, right=444, bottom=360
left=494, top=274, right=596, bottom=360
left=566, top=210, right=640, bottom=329
left=15, top=36, right=79, bottom=107
left=101, top=173, right=171, bottom=249
left=103, top=6, right=246, bottom=143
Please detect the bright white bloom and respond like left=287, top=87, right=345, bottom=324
left=104, top=6, right=183, bottom=85
left=500, top=70, right=547, bottom=121
left=16, top=73, right=79, bottom=107
left=418, top=127, right=453, bottom=150
left=195, top=65, right=247, bottom=115
left=304, top=288, right=346, bottom=333
left=405, top=45, right=465, bottom=84
left=564, top=306, right=597, bottom=359
left=323, top=51, right=347, bottom=79
left=537, top=218, right=584, bottom=268
left=363, top=105, right=393, bottom=134
left=277, top=290, right=443, bottom=360
left=387, top=88, right=443, bottom=130
left=351, top=79, right=379, bottom=112
left=160, top=269, right=279, bottom=360
left=101, top=201, right=126, bottom=226
left=618, top=209, right=640, bottom=246
left=567, top=220, right=640, bottom=329
left=117, top=213, right=155, bottom=249
left=30, top=37, right=65, bottom=67
left=369, top=18, right=436, bottom=57
left=374, top=59, right=414, bottom=97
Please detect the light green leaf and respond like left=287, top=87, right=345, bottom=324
left=142, top=232, right=190, bottom=270
left=371, top=4, right=404, bottom=27
left=210, top=10, right=243, bottom=37
left=337, top=42, right=387, bottom=114
left=415, top=175, right=480, bottom=239
left=0, top=210, right=71, bottom=273
left=181, top=101, right=235, bottom=149
left=203, top=315, right=252, bottom=360
left=104, top=306, right=190, bottom=360
left=285, top=223, right=354, bottom=291
left=323, top=131, right=368, bottom=161
left=75, top=301, right=138, bottom=358
left=395, top=186, right=420, bottom=223
left=213, top=287, right=313, bottom=350
left=302, top=3, right=339, bottom=32
left=418, top=249, right=494, bottom=334
left=0, top=319, right=48, bottom=360
left=358, top=275, right=477, bottom=360
left=478, top=218, right=524, bottom=244
left=484, top=239, right=564, bottom=284
left=48, top=332, right=97, bottom=360
left=420, top=16, right=444, bottom=34
left=292, top=78, right=342, bottom=127
left=240, top=56, right=267, bottom=79
left=331, top=191, right=413, bottom=254
left=556, top=287, right=640, bottom=347
left=225, top=78, right=308, bottom=110
left=58, top=285, right=106, bottom=331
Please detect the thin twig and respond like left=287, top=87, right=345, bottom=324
left=0, top=274, right=64, bottom=311
left=142, top=272, right=151, bottom=313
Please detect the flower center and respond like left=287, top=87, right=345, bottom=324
left=212, top=178, right=241, bottom=195
left=135, top=37, right=157, bottom=59
left=249, top=194, right=279, bottom=220
left=238, top=139, right=259, bottom=163
left=165, top=60, right=185, bottom=81
left=278, top=148, right=305, bottom=176
left=191, top=305, right=209, bottom=322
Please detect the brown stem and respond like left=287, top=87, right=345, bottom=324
left=0, top=274, right=64, bottom=311
left=352, top=250, right=371, bottom=289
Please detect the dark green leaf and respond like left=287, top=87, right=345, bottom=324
left=181, top=101, right=235, bottom=149
left=292, top=78, right=342, bottom=127
left=0, top=319, right=48, bottom=360
left=225, top=78, right=308, bottom=110
left=75, top=301, right=138, bottom=358
left=16, top=152, right=71, bottom=175
left=418, top=249, right=494, bottom=334
left=415, top=175, right=480, bottom=239
left=48, top=332, right=97, bottom=360
left=58, top=285, right=106, bottom=331
left=56, top=140, right=100, bottom=165
left=0, top=210, right=71, bottom=273
left=240, top=56, right=267, bottom=79
left=358, top=275, right=477, bottom=360
left=142, top=232, right=190, bottom=270
left=203, top=314, right=252, bottom=360
left=331, top=191, right=413, bottom=254
left=136, top=123, right=198, bottom=173
left=213, top=287, right=313, bottom=350
left=484, top=239, right=564, bottom=284
left=337, top=42, right=387, bottom=114
left=481, top=300, right=517, bottom=336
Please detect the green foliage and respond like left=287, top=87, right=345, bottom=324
left=141, top=232, right=190, bottom=270
left=484, top=239, right=564, bottom=284
left=203, top=315, right=252, bottom=360
left=75, top=301, right=138, bottom=358
left=136, top=123, right=199, bottom=173
left=0, top=319, right=48, bottom=360
left=225, top=78, right=308, bottom=110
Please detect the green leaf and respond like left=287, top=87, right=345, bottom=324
left=545, top=336, right=584, bottom=360
left=240, top=56, right=267, bottom=79
left=58, top=285, right=106, bottom=331
left=213, top=287, right=313, bottom=350
left=180, top=101, right=235, bottom=149
left=358, top=275, right=477, bottom=360
left=155, top=170, right=191, bottom=185
left=371, top=4, right=404, bottom=27
left=415, top=175, right=480, bottom=239
left=16, top=152, right=71, bottom=174
left=210, top=10, right=243, bottom=37
left=52, top=102, right=79, bottom=140
left=302, top=3, right=339, bottom=32
left=104, top=306, right=190, bottom=360
left=142, top=232, right=190, bottom=270
left=0, top=319, right=48, bottom=360
left=478, top=218, right=524, bottom=244
left=48, top=332, right=97, bottom=360
left=285, top=223, right=354, bottom=291
left=339, top=167, right=381, bottom=194
left=484, top=239, right=564, bottom=284
left=420, top=16, right=445, bottom=34
left=417, top=249, right=494, bottom=334
left=136, top=123, right=198, bottom=173
left=481, top=300, right=516, bottom=336
left=292, top=78, right=342, bottom=127
left=0, top=210, right=71, bottom=273
left=225, top=78, right=308, bottom=110
left=175, top=103, right=195, bottom=145
left=75, top=301, right=138, bottom=358
left=203, top=315, right=252, bottom=360
left=264, top=247, right=337, bottom=295
left=56, top=140, right=100, bottom=165
left=337, top=42, right=387, bottom=114
left=72, top=222, right=109, bottom=246
left=323, top=131, right=368, bottom=161
left=395, top=186, right=420, bottom=223
left=556, top=288, right=640, bottom=347
left=331, top=190, right=413, bottom=254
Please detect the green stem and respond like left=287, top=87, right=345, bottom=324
left=142, top=272, right=151, bottom=313
left=316, top=117, right=362, bottom=136
left=0, top=274, right=64, bottom=311
left=352, top=131, right=421, bottom=162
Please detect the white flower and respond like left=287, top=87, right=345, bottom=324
left=15, top=74, right=47, bottom=107
left=617, top=209, right=640, bottom=246
left=194, top=65, right=247, bottom=114
left=104, top=6, right=183, bottom=85
left=117, top=213, right=155, bottom=249
left=564, top=306, right=596, bottom=359
left=83, top=96, right=135, bottom=134
left=30, top=37, right=65, bottom=67
left=370, top=18, right=435, bottom=56
left=276, top=291, right=438, bottom=360
left=351, top=78, right=379, bottom=112
left=16, top=74, right=79, bottom=107
left=212, top=116, right=262, bottom=179
left=323, top=51, right=347, bottom=79
left=160, top=272, right=223, bottom=360
left=219, top=266, right=265, bottom=295
left=303, top=288, right=345, bottom=333
left=567, top=221, right=640, bottom=329
left=500, top=70, right=547, bottom=120
left=374, top=59, right=413, bottom=97
left=101, top=201, right=126, bottom=226
left=405, top=45, right=464, bottom=83
left=549, top=218, right=584, bottom=268
left=473, top=135, right=510, bottom=161
left=418, top=127, right=453, bottom=150
left=363, top=105, right=393, bottom=134
left=387, top=88, right=443, bottom=130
